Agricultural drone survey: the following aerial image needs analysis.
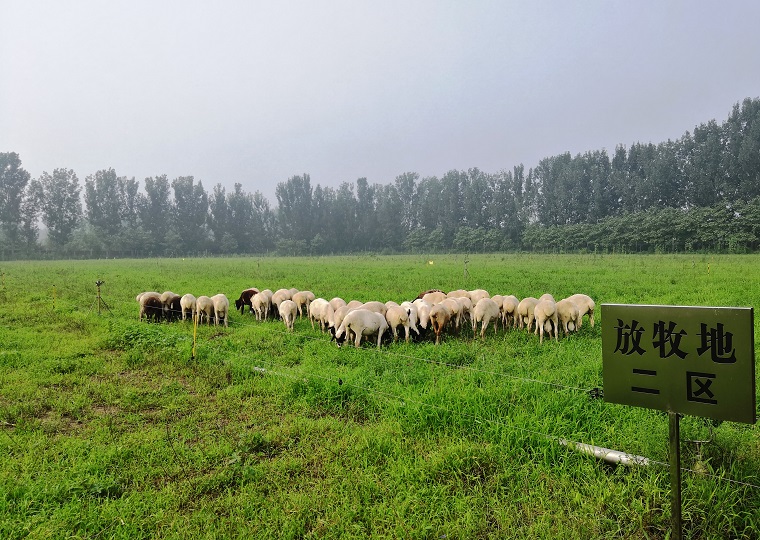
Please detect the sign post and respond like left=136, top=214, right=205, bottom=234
left=602, top=304, right=755, bottom=539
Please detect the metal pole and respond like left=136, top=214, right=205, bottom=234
left=669, top=411, right=683, bottom=540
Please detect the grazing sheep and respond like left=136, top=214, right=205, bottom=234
left=195, top=295, right=214, bottom=325
left=331, top=304, right=356, bottom=334
left=180, top=293, right=197, bottom=321
left=472, top=298, right=501, bottom=339
left=399, top=301, right=421, bottom=337
left=385, top=306, right=412, bottom=343
left=211, top=294, right=230, bottom=327
left=415, top=288, right=445, bottom=300
left=271, top=288, right=292, bottom=309
left=292, top=290, right=315, bottom=318
left=429, top=302, right=454, bottom=345
left=334, top=308, right=388, bottom=349
left=469, top=289, right=490, bottom=306
left=251, top=292, right=271, bottom=321
left=502, top=295, right=520, bottom=329
left=278, top=299, right=298, bottom=331
left=329, top=297, right=347, bottom=311
left=556, top=298, right=581, bottom=336
left=161, top=291, right=182, bottom=321
left=360, top=301, right=387, bottom=316
left=234, top=288, right=260, bottom=315
left=137, top=292, right=163, bottom=322
left=308, top=298, right=334, bottom=331
left=346, top=300, right=364, bottom=310
left=422, top=290, right=447, bottom=305
left=533, top=299, right=558, bottom=343
left=441, top=297, right=465, bottom=333
left=517, top=297, right=539, bottom=331
left=414, top=300, right=433, bottom=333
left=538, top=293, right=556, bottom=304
left=259, top=289, right=274, bottom=319
left=446, top=289, right=470, bottom=300
left=567, top=293, right=596, bottom=328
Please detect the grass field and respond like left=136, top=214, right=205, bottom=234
left=1, top=253, right=759, bottom=539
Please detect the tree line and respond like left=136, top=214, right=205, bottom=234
left=1, top=97, right=759, bottom=259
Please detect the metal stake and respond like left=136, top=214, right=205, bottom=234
left=669, top=411, right=683, bottom=540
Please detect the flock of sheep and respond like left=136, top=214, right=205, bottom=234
left=136, top=286, right=595, bottom=348
left=135, top=291, right=230, bottom=327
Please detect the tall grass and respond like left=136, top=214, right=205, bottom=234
left=1, top=254, right=759, bottom=538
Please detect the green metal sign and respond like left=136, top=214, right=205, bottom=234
left=602, top=304, right=756, bottom=424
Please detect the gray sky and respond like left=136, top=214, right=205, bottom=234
left=3, top=1, right=760, bottom=203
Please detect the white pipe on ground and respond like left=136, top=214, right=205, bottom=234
left=559, top=438, right=650, bottom=466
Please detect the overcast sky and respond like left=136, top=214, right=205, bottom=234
left=2, top=1, right=760, bottom=203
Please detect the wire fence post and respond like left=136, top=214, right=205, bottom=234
left=669, top=411, right=683, bottom=540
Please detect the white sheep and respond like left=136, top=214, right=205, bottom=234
left=161, top=291, right=182, bottom=321
left=502, top=295, right=520, bottom=329
left=422, top=290, right=447, bottom=305
left=446, top=289, right=470, bottom=300
left=360, top=301, right=387, bottom=316
left=137, top=291, right=163, bottom=322
left=441, top=297, right=465, bottom=333
left=414, top=300, right=433, bottom=332
left=385, top=305, right=412, bottom=343
left=567, top=293, right=595, bottom=328
left=517, top=297, right=539, bottom=331
left=195, top=295, right=214, bottom=326
left=291, top=290, right=315, bottom=318
left=278, top=299, right=298, bottom=331
left=211, top=293, right=230, bottom=327
left=308, top=298, right=334, bottom=331
left=399, top=301, right=421, bottom=337
left=472, top=297, right=501, bottom=339
left=533, top=299, right=558, bottom=343
left=429, top=302, right=454, bottom=345
left=468, top=289, right=490, bottom=306
left=331, top=304, right=355, bottom=334
left=346, top=300, right=364, bottom=310
left=329, top=297, right=347, bottom=311
left=180, top=293, right=197, bottom=321
left=251, top=292, right=271, bottom=321
left=334, top=308, right=388, bottom=349
left=271, top=288, right=292, bottom=308
left=556, top=298, right=581, bottom=336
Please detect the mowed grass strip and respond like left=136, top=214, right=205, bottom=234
left=0, top=254, right=759, bottom=539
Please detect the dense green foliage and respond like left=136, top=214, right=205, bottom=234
left=2, top=98, right=760, bottom=259
left=1, top=254, right=759, bottom=538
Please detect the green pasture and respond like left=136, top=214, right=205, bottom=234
left=1, top=254, right=759, bottom=539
